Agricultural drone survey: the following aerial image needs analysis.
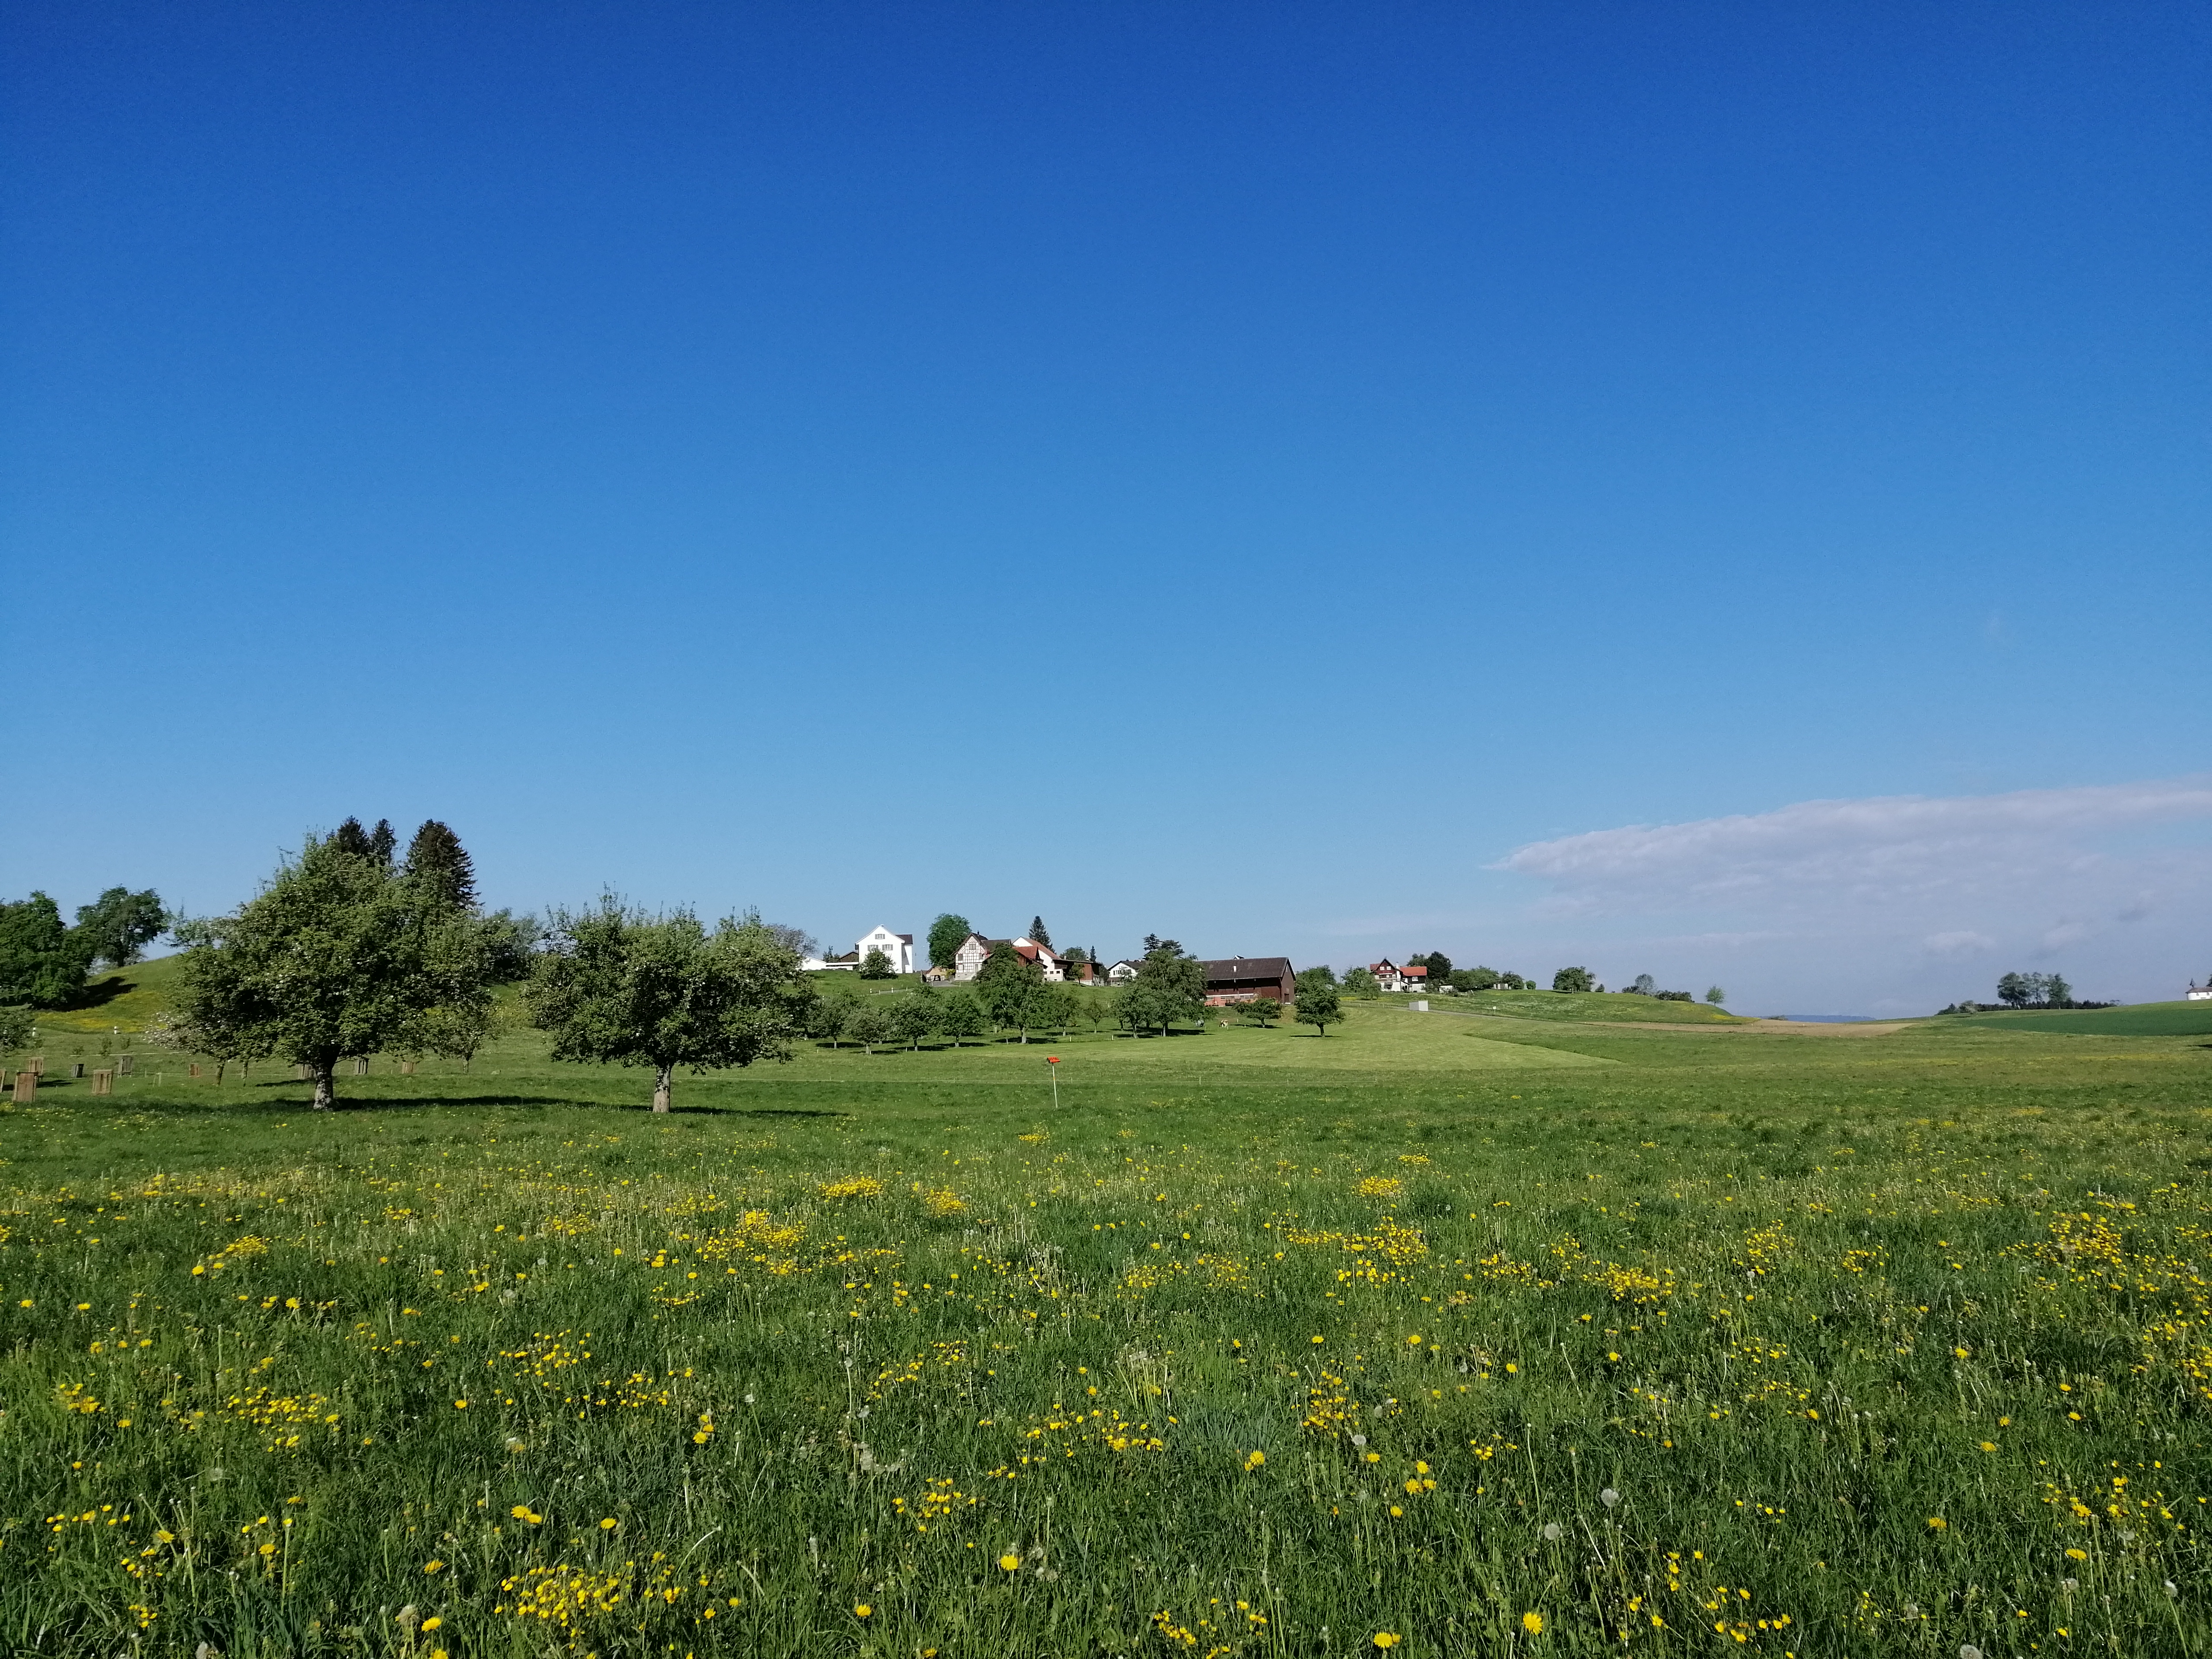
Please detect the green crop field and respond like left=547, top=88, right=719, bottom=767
left=1938, top=1001, right=2212, bottom=1039
left=5, top=998, right=2212, bottom=1657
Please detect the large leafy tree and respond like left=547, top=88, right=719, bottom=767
left=74, top=887, right=169, bottom=969
left=1295, top=980, right=1343, bottom=1035
left=927, top=914, right=973, bottom=971
left=0, top=893, right=95, bottom=1007
left=1341, top=966, right=1380, bottom=998
left=404, top=821, right=477, bottom=909
left=858, top=947, right=896, bottom=979
left=1551, top=966, right=1595, bottom=993
left=527, top=901, right=807, bottom=1111
left=889, top=986, right=940, bottom=1049
left=976, top=941, right=1044, bottom=1037
left=1117, top=945, right=1207, bottom=1037
left=939, top=992, right=987, bottom=1046
left=173, top=834, right=493, bottom=1109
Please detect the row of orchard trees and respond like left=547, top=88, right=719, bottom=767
left=171, top=830, right=1347, bottom=1112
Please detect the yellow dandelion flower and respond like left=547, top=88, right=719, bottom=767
left=1373, top=1636, right=1401, bottom=1650
left=1927, top=1516, right=1947, bottom=1531
left=1522, top=1611, right=1545, bottom=1634
left=601, top=1517, right=619, bottom=1530
left=999, top=1553, right=1021, bottom=1571
left=854, top=1603, right=872, bottom=1618
left=420, top=1618, right=441, bottom=1632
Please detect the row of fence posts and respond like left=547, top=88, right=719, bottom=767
left=3, top=1050, right=422, bottom=1098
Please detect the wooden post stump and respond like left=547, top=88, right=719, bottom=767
left=117, top=1054, right=133, bottom=1075
left=11, top=1072, right=34, bottom=1103
left=27, top=1056, right=43, bottom=1076
left=353, top=1057, right=369, bottom=1077
left=189, top=1062, right=201, bottom=1078
left=92, top=1070, right=112, bottom=1095
left=296, top=1064, right=310, bottom=1081
left=400, top=1059, right=416, bottom=1075
left=73, top=1062, right=85, bottom=1078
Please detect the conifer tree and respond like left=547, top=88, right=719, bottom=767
left=405, top=820, right=478, bottom=910
left=1030, top=916, right=1052, bottom=947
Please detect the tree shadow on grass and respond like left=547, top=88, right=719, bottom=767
left=666, top=1104, right=849, bottom=1118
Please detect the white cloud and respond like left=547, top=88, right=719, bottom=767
left=1497, top=777, right=2212, bottom=911
left=1491, top=777, right=2212, bottom=1009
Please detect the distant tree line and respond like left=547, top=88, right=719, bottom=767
left=1937, top=971, right=2113, bottom=1015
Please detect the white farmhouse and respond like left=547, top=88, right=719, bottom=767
left=2188, top=981, right=2212, bottom=1002
left=854, top=926, right=916, bottom=975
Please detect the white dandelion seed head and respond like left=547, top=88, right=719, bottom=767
left=2168, top=1580, right=2180, bottom=1598
left=1350, top=1433, right=1367, bottom=1447
left=1600, top=1488, right=1620, bottom=1508
left=2062, top=1579, right=2078, bottom=1594
left=1542, top=1522, right=1563, bottom=1542
left=1961, top=1646, right=1983, bottom=1659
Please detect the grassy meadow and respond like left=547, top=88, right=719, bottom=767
left=6, top=983, right=2212, bottom=1657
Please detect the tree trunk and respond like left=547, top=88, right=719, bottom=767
left=311, top=1062, right=337, bottom=1111
left=653, top=1064, right=673, bottom=1113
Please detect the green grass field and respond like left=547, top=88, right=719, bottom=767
left=1938, top=1001, right=2212, bottom=1038
left=6, top=995, right=2212, bottom=1656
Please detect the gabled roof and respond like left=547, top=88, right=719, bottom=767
left=1201, top=957, right=1295, bottom=982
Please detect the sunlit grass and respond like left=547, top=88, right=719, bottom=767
left=3, top=1018, right=2209, bottom=1654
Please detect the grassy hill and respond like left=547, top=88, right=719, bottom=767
left=1382, top=986, right=1750, bottom=1023
left=32, top=952, right=188, bottom=1034
left=1934, top=998, right=2212, bottom=1037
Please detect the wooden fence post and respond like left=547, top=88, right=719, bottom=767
left=12, top=1071, right=33, bottom=1103
left=117, top=1054, right=133, bottom=1075
left=92, top=1070, right=112, bottom=1096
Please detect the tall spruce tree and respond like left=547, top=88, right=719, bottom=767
left=1030, top=916, right=1052, bottom=947
left=331, top=817, right=375, bottom=860
left=368, top=819, right=397, bottom=865
left=405, top=820, right=478, bottom=910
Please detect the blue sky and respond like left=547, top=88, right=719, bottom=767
left=4, top=2, right=2207, bottom=1012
